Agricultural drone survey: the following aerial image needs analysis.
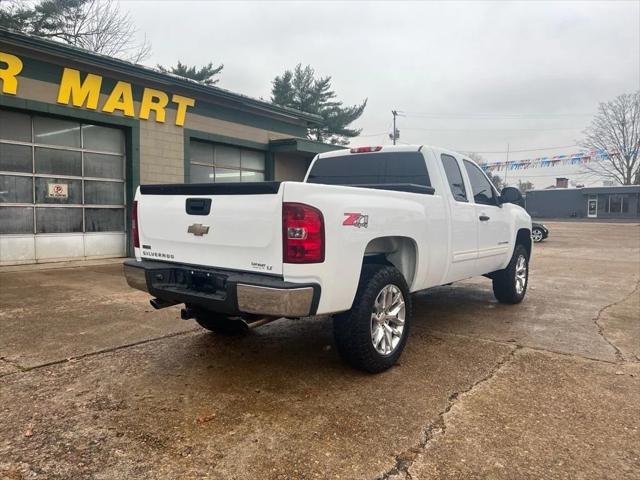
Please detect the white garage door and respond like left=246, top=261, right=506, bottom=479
left=0, top=108, right=127, bottom=265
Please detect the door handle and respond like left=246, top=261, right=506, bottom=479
left=479, top=215, right=490, bottom=221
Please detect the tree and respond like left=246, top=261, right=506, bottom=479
left=582, top=91, right=640, bottom=185
left=487, top=171, right=504, bottom=191
left=0, top=0, right=151, bottom=63
left=466, top=152, right=504, bottom=190
left=271, top=64, right=367, bottom=145
left=517, top=180, right=534, bottom=192
left=156, top=61, right=224, bottom=86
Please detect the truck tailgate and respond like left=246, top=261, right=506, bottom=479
left=136, top=182, right=283, bottom=275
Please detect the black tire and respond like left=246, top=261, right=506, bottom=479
left=333, top=264, right=412, bottom=373
left=492, top=244, right=529, bottom=304
left=192, top=309, right=249, bottom=335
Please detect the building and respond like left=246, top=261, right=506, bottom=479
left=526, top=184, right=640, bottom=219
left=0, top=29, right=339, bottom=265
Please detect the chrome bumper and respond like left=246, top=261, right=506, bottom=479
left=124, top=262, right=148, bottom=293
left=123, top=260, right=317, bottom=317
left=236, top=284, right=314, bottom=317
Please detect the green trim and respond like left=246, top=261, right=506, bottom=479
left=1, top=28, right=322, bottom=126
left=185, top=129, right=268, bottom=151
left=265, top=151, right=275, bottom=181
left=0, top=94, right=140, bottom=256
left=269, top=138, right=345, bottom=155
left=4, top=50, right=308, bottom=137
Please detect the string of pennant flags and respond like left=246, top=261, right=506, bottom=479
left=479, top=150, right=615, bottom=173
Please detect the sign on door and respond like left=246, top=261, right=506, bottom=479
left=47, top=183, right=68, bottom=199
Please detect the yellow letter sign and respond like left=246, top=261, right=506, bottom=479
left=0, top=51, right=23, bottom=95
left=57, top=68, right=102, bottom=109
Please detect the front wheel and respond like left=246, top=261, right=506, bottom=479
left=492, top=245, right=529, bottom=304
left=531, top=228, right=544, bottom=243
left=333, top=264, right=412, bottom=373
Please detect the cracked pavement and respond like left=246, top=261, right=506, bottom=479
left=1, top=221, right=639, bottom=479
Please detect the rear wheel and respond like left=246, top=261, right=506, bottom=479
left=192, top=309, right=249, bottom=335
left=492, top=244, right=529, bottom=304
left=333, top=264, right=412, bottom=373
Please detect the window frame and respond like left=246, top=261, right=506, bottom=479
left=188, top=138, right=266, bottom=184
left=0, top=109, right=126, bottom=235
left=440, top=154, right=468, bottom=203
left=462, top=159, right=500, bottom=207
left=307, top=151, right=431, bottom=187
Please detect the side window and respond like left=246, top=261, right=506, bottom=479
left=463, top=160, right=497, bottom=206
left=441, top=154, right=467, bottom=202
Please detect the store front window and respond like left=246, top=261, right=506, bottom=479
left=188, top=139, right=265, bottom=183
left=0, top=108, right=126, bottom=236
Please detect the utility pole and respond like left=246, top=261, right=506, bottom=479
left=504, top=142, right=510, bottom=186
left=391, top=110, right=398, bottom=145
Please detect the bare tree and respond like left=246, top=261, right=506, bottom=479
left=0, top=0, right=151, bottom=63
left=582, top=91, right=640, bottom=185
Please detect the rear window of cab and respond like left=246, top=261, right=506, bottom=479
left=307, top=152, right=431, bottom=187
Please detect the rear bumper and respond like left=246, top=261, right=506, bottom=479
left=123, top=260, right=319, bottom=318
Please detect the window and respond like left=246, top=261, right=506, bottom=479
left=307, top=152, right=430, bottom=186
left=606, top=194, right=630, bottom=213
left=441, top=154, right=467, bottom=202
left=0, top=108, right=126, bottom=234
left=463, top=160, right=497, bottom=206
left=188, top=140, right=265, bottom=183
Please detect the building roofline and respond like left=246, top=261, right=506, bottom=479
left=0, top=28, right=323, bottom=126
left=528, top=185, right=640, bottom=193
left=269, top=138, right=346, bottom=155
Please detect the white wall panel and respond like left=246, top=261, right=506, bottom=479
left=84, top=233, right=126, bottom=258
left=0, top=236, right=36, bottom=265
left=35, top=235, right=84, bottom=261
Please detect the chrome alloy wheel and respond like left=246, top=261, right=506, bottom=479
left=515, top=255, right=527, bottom=295
left=532, top=229, right=544, bottom=242
left=370, top=284, right=406, bottom=355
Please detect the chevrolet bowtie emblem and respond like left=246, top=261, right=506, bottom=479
left=187, top=223, right=210, bottom=236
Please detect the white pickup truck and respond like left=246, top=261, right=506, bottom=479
left=124, top=145, right=532, bottom=372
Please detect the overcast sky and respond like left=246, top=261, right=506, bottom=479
left=123, top=0, right=640, bottom=187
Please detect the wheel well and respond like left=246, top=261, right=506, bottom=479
left=516, top=228, right=532, bottom=257
left=363, top=236, right=417, bottom=288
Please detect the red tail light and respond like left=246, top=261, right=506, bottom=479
left=283, top=202, right=324, bottom=263
left=350, top=146, right=382, bottom=153
left=132, top=200, right=140, bottom=248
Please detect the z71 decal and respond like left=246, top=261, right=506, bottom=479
left=343, top=212, right=369, bottom=228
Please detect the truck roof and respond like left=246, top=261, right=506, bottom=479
left=317, top=144, right=466, bottom=160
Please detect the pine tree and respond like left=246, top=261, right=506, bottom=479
left=271, top=64, right=367, bottom=145
left=157, top=61, right=224, bottom=86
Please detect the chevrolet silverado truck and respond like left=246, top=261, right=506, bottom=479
left=124, top=145, right=532, bottom=372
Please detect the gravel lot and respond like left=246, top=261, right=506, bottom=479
left=1, top=221, right=639, bottom=479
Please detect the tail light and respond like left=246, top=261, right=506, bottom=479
left=132, top=200, right=140, bottom=248
left=283, top=202, right=324, bottom=263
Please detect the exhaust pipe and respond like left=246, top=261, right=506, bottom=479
left=150, top=298, right=179, bottom=310
left=245, top=316, right=279, bottom=329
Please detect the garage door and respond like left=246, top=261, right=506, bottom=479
left=0, top=108, right=127, bottom=265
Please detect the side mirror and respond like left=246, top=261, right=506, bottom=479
left=499, top=186, right=523, bottom=205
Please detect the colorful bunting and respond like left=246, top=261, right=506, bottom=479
left=478, top=150, right=613, bottom=172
